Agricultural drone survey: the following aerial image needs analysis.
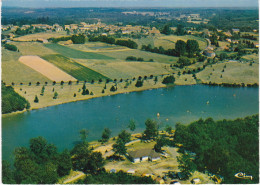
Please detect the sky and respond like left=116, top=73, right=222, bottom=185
left=2, top=0, right=259, bottom=8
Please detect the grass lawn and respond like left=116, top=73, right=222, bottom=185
left=99, top=49, right=178, bottom=64
left=158, top=35, right=207, bottom=50
left=44, top=43, right=114, bottom=59
left=76, top=59, right=174, bottom=79
left=12, top=41, right=57, bottom=56
left=196, top=61, right=259, bottom=85
left=41, top=54, right=110, bottom=81
left=13, top=31, right=68, bottom=41
left=241, top=54, right=259, bottom=62
left=1, top=48, right=51, bottom=85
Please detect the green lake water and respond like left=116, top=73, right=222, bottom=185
left=2, top=85, right=259, bottom=162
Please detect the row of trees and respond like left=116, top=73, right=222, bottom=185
left=2, top=83, right=30, bottom=114
left=141, top=39, right=200, bottom=58
left=88, top=35, right=138, bottom=49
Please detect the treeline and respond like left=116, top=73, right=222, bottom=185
left=174, top=115, right=259, bottom=184
left=3, top=44, right=18, bottom=52
left=48, top=36, right=71, bottom=43
left=88, top=35, right=138, bottom=49
left=141, top=39, right=201, bottom=58
left=2, top=83, right=30, bottom=114
left=241, top=34, right=257, bottom=41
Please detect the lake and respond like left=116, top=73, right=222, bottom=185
left=2, top=85, right=258, bottom=162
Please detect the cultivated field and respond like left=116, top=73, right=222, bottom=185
left=1, top=49, right=52, bottom=84
left=66, top=41, right=126, bottom=52
left=76, top=60, right=174, bottom=79
left=12, top=41, right=57, bottom=56
left=41, top=54, right=109, bottom=81
left=44, top=43, right=114, bottom=59
left=19, top=56, right=77, bottom=82
left=13, top=31, right=67, bottom=41
left=99, top=49, right=178, bottom=64
left=241, top=53, right=259, bottom=62
left=196, top=61, right=259, bottom=85
left=157, top=35, right=207, bottom=50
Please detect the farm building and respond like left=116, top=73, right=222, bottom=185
left=128, top=148, right=161, bottom=163
left=203, top=50, right=216, bottom=58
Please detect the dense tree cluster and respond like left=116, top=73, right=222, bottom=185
left=48, top=36, right=72, bottom=43
left=4, top=44, right=18, bottom=51
left=71, top=34, right=86, bottom=44
left=78, top=170, right=155, bottom=184
left=141, top=39, right=200, bottom=58
left=2, top=83, right=30, bottom=114
left=162, top=75, right=175, bottom=84
left=88, top=35, right=138, bottom=49
left=125, top=56, right=144, bottom=61
left=3, top=137, right=72, bottom=184
left=143, top=119, right=158, bottom=140
left=174, top=115, right=259, bottom=184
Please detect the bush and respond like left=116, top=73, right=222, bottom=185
left=126, top=56, right=137, bottom=61
left=135, top=80, right=143, bottom=87
left=162, top=75, right=175, bottom=84
left=4, top=44, right=18, bottom=51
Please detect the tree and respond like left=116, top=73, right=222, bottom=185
left=175, top=40, right=186, bottom=56
left=177, top=153, right=197, bottom=177
left=34, top=95, right=39, bottom=103
left=161, top=24, right=171, bottom=35
left=71, top=34, right=85, bottom=44
left=79, top=129, right=89, bottom=142
left=135, top=80, right=143, bottom=87
left=110, top=85, right=116, bottom=92
left=117, top=130, right=131, bottom=143
left=41, top=86, right=45, bottom=95
left=127, top=119, right=136, bottom=131
left=2, top=160, right=15, bottom=184
left=154, top=136, right=168, bottom=152
left=57, top=149, right=72, bottom=177
left=143, top=119, right=158, bottom=139
left=101, top=128, right=111, bottom=142
left=162, top=75, right=175, bottom=84
left=165, top=125, right=173, bottom=134
left=219, top=53, right=228, bottom=61
left=186, top=40, right=199, bottom=57
left=176, top=24, right=185, bottom=36
left=112, top=138, right=127, bottom=156
left=71, top=141, right=91, bottom=172
left=4, top=44, right=18, bottom=51
left=87, top=152, right=104, bottom=173
left=53, top=92, right=58, bottom=99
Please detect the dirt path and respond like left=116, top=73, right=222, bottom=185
left=63, top=171, right=85, bottom=184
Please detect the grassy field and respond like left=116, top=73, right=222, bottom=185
left=44, top=43, right=114, bottom=59
left=196, top=61, right=259, bottom=85
left=157, top=35, right=207, bottom=50
left=13, top=77, right=167, bottom=109
left=76, top=59, right=174, bottom=79
left=41, top=54, right=109, bottom=81
left=241, top=54, right=259, bottom=61
left=1, top=48, right=52, bottom=85
left=132, top=36, right=155, bottom=49
left=66, top=42, right=125, bottom=52
left=12, top=41, right=57, bottom=56
left=13, top=31, right=68, bottom=41
left=99, top=49, right=178, bottom=64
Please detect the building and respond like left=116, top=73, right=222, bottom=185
left=203, top=50, right=216, bottom=58
left=128, top=148, right=161, bottom=163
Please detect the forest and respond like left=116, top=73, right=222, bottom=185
left=174, top=114, right=259, bottom=184
left=2, top=83, right=30, bottom=114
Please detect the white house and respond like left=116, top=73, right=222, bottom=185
left=128, top=148, right=161, bottom=163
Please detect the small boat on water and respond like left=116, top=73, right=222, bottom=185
left=157, top=113, right=160, bottom=117
left=206, top=101, right=210, bottom=104
left=234, top=172, right=253, bottom=180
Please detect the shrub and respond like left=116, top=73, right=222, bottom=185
left=4, top=44, right=18, bottom=51
left=135, top=80, right=143, bottom=87
left=162, top=75, right=175, bottom=84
